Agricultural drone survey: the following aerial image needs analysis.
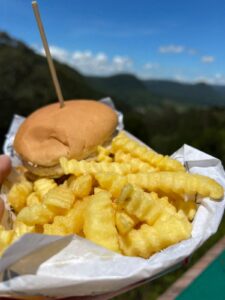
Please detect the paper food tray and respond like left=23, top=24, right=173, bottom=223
left=0, top=99, right=224, bottom=298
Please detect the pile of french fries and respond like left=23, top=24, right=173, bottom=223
left=0, top=132, right=223, bottom=258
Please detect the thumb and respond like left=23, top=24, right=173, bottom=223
left=0, top=197, right=4, bottom=221
left=0, top=155, right=11, bottom=185
left=0, top=155, right=11, bottom=221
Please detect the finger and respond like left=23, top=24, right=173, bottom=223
left=0, top=155, right=11, bottom=184
left=0, top=197, right=4, bottom=221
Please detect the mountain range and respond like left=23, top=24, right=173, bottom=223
left=1, top=31, right=225, bottom=146
left=86, top=75, right=225, bottom=107
left=1, top=31, right=225, bottom=111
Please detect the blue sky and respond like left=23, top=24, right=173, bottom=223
left=0, top=0, right=225, bottom=83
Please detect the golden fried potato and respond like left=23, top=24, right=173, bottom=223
left=119, top=214, right=191, bottom=258
left=44, top=223, right=68, bottom=236
left=97, top=146, right=113, bottom=162
left=26, top=192, right=41, bottom=207
left=117, top=184, right=176, bottom=225
left=114, top=150, right=157, bottom=173
left=8, top=180, right=33, bottom=213
left=0, top=225, right=14, bottom=255
left=119, top=224, right=160, bottom=258
left=13, top=221, right=35, bottom=241
left=43, top=186, right=75, bottom=210
left=94, top=187, right=107, bottom=194
left=60, top=157, right=132, bottom=176
left=95, top=172, right=127, bottom=198
left=115, top=211, right=137, bottom=235
left=171, top=197, right=197, bottom=221
left=34, top=178, right=57, bottom=199
left=127, top=172, right=224, bottom=200
left=53, top=198, right=90, bottom=234
left=83, top=191, right=120, bottom=252
left=68, top=174, right=93, bottom=198
left=17, top=204, right=55, bottom=226
left=112, top=132, right=185, bottom=172
left=153, top=213, right=192, bottom=249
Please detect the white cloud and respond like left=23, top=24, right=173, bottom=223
left=143, top=62, right=159, bottom=70
left=32, top=44, right=221, bottom=84
left=72, top=50, right=92, bottom=61
left=194, top=73, right=225, bottom=85
left=36, top=45, right=133, bottom=75
left=42, top=46, right=69, bottom=63
left=159, top=45, right=198, bottom=56
left=201, top=55, right=215, bottom=63
left=112, top=56, right=132, bottom=71
left=159, top=45, right=185, bottom=54
left=173, top=74, right=187, bottom=82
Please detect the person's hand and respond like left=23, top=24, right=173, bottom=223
left=0, top=155, right=11, bottom=220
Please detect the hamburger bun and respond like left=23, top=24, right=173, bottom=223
left=14, top=100, right=118, bottom=177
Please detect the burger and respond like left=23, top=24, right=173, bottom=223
left=13, top=100, right=118, bottom=178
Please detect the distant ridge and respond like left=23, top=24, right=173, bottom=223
left=86, top=75, right=225, bottom=107
left=86, top=74, right=163, bottom=107
left=143, top=80, right=225, bottom=106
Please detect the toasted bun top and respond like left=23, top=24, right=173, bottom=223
left=14, top=100, right=118, bottom=167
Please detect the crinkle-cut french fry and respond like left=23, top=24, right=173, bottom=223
left=114, top=151, right=157, bottom=173
left=94, top=187, right=106, bottom=194
left=8, top=180, right=33, bottom=213
left=95, top=173, right=127, bottom=198
left=115, top=211, right=137, bottom=235
left=83, top=191, right=120, bottom=252
left=43, top=186, right=75, bottom=210
left=34, top=178, right=57, bottom=199
left=47, top=205, right=67, bottom=216
left=60, top=157, right=132, bottom=176
left=119, top=214, right=192, bottom=258
left=112, top=132, right=185, bottom=172
left=17, top=204, right=55, bottom=226
left=53, top=198, right=90, bottom=234
left=127, top=172, right=224, bottom=200
left=0, top=225, right=14, bottom=255
left=68, top=174, right=93, bottom=198
left=26, top=192, right=41, bottom=207
left=13, top=221, right=35, bottom=241
left=153, top=213, right=192, bottom=248
left=119, top=224, right=160, bottom=258
left=44, top=223, right=68, bottom=236
left=97, top=146, right=113, bottom=162
left=117, top=184, right=176, bottom=225
left=171, top=197, right=197, bottom=221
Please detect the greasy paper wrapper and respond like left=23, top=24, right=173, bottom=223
left=0, top=99, right=225, bottom=298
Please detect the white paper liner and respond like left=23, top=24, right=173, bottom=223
left=0, top=99, right=224, bottom=298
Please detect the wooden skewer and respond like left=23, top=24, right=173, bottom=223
left=32, top=1, right=64, bottom=108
